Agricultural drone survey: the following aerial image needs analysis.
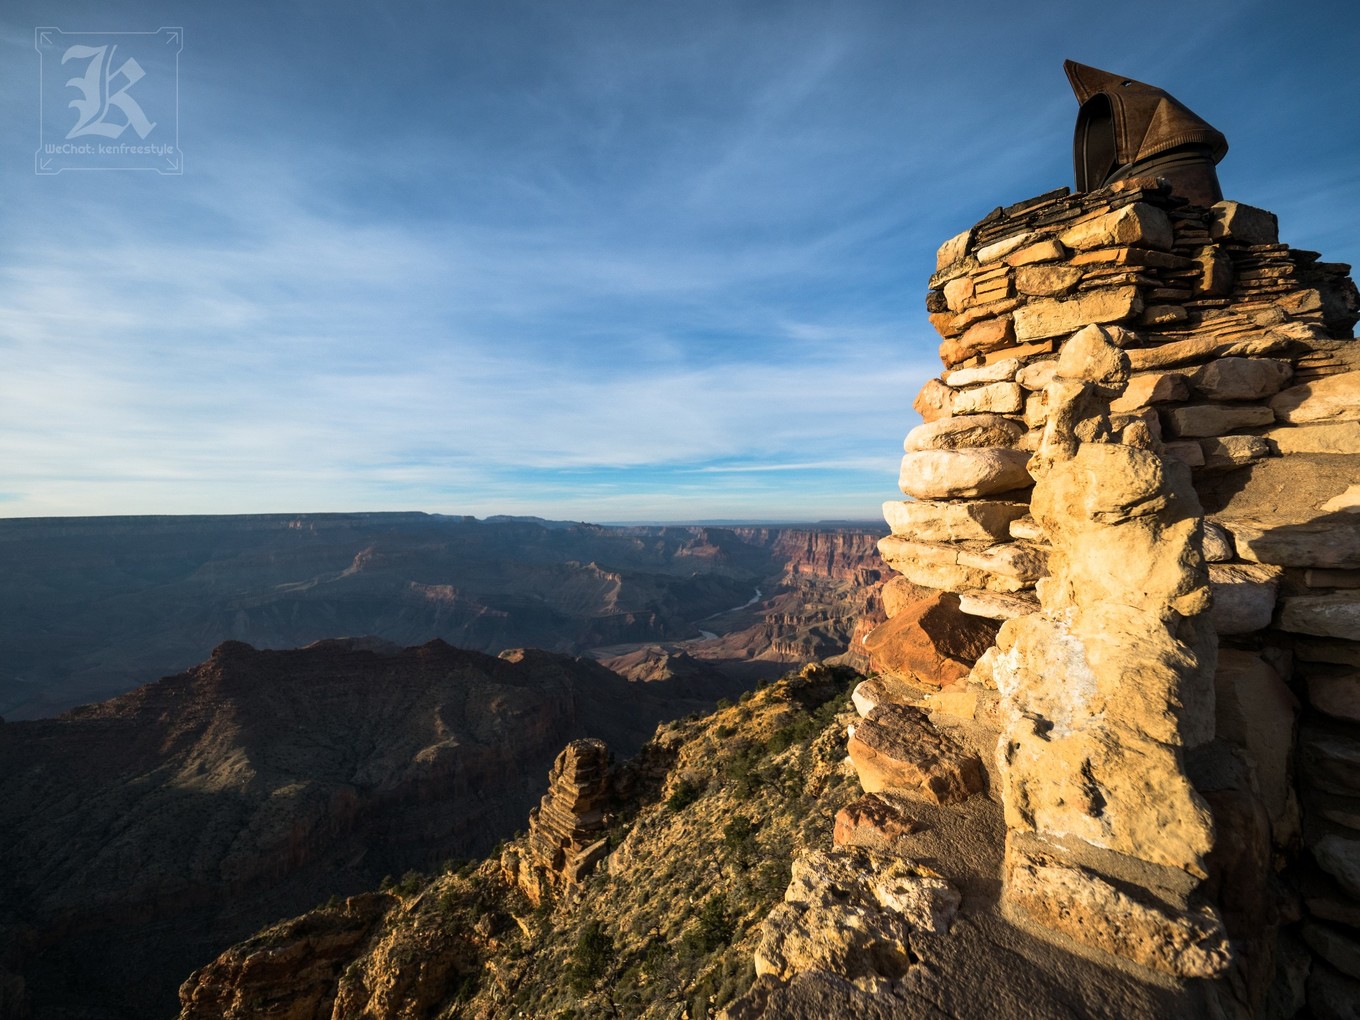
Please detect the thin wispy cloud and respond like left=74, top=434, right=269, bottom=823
left=0, top=0, right=1356, bottom=521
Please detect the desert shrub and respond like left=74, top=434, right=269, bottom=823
left=683, top=895, right=735, bottom=955
left=716, top=698, right=734, bottom=710
left=666, top=779, right=703, bottom=812
left=755, top=858, right=791, bottom=901
left=392, top=870, right=425, bottom=896
left=641, top=935, right=669, bottom=973
left=723, top=815, right=755, bottom=859
left=568, top=920, right=614, bottom=992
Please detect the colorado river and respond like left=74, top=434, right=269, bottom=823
left=699, top=587, right=763, bottom=623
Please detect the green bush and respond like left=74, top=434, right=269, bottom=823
left=666, top=779, right=703, bottom=812
left=685, top=895, right=735, bottom=954
left=568, top=920, right=615, bottom=993
left=723, top=815, right=756, bottom=859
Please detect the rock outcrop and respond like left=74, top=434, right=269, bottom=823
left=502, top=738, right=613, bottom=905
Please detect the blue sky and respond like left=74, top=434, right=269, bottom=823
left=1, top=0, right=1357, bottom=522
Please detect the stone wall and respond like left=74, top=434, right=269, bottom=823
left=855, top=177, right=1360, bottom=1007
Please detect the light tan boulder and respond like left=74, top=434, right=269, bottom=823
left=1198, top=435, right=1272, bottom=471
left=904, top=414, right=1024, bottom=452
left=881, top=498, right=1027, bottom=543
left=1126, top=333, right=1294, bottom=371
left=1110, top=372, right=1190, bottom=413
left=950, top=381, right=1023, bottom=415
left=913, top=378, right=952, bottom=422
left=935, top=229, right=972, bottom=272
left=942, top=274, right=975, bottom=311
left=753, top=848, right=959, bottom=985
left=1057, top=323, right=1132, bottom=394
left=1015, top=264, right=1082, bottom=297
left=848, top=703, right=985, bottom=803
left=1270, top=371, right=1360, bottom=424
left=1006, top=857, right=1231, bottom=978
left=1005, top=237, right=1066, bottom=266
left=1164, top=441, right=1206, bottom=467
left=897, top=448, right=1032, bottom=499
left=1202, top=520, right=1235, bottom=562
left=957, top=589, right=1038, bottom=621
left=1016, top=359, right=1059, bottom=391
left=955, top=541, right=1047, bottom=582
left=1209, top=201, right=1278, bottom=245
left=1013, top=286, right=1143, bottom=342
left=1191, top=358, right=1292, bottom=401
left=877, top=536, right=1031, bottom=594
left=1321, top=485, right=1360, bottom=513
left=1058, top=203, right=1173, bottom=252
left=1008, top=516, right=1046, bottom=542
left=976, top=231, right=1036, bottom=264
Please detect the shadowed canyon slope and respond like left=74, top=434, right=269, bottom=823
left=0, top=638, right=734, bottom=1019
left=0, top=514, right=884, bottom=719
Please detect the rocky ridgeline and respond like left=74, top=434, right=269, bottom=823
left=832, top=177, right=1360, bottom=1015
left=502, top=738, right=613, bottom=905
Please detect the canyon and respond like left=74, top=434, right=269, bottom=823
left=0, top=639, right=726, bottom=1019
left=164, top=62, right=1360, bottom=1020
left=0, top=514, right=884, bottom=720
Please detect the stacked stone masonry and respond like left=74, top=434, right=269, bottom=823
left=856, top=178, right=1360, bottom=1009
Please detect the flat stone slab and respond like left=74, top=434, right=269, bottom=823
left=1280, top=595, right=1360, bottom=637
left=882, top=499, right=1028, bottom=543
left=1224, top=518, right=1360, bottom=570
left=958, top=589, right=1039, bottom=621
left=898, top=448, right=1033, bottom=500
